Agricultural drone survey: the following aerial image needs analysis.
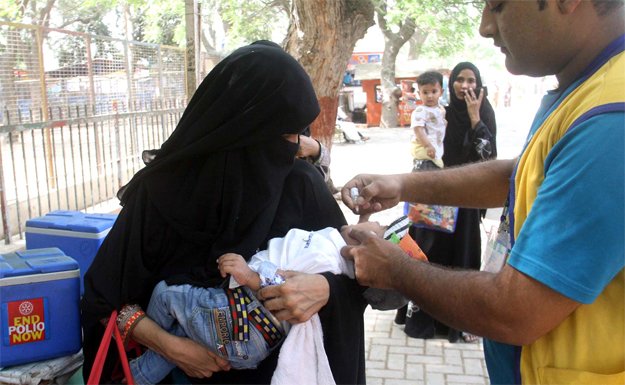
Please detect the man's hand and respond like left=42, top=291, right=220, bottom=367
left=257, top=272, right=329, bottom=324
left=217, top=253, right=258, bottom=287
left=340, top=173, right=404, bottom=216
left=340, top=226, right=412, bottom=289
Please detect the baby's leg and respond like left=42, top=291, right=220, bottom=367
left=131, top=350, right=177, bottom=385
left=130, top=281, right=188, bottom=384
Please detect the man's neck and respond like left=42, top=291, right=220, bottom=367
left=555, top=17, right=624, bottom=90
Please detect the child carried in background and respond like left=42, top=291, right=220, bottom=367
left=130, top=218, right=426, bottom=385
left=410, top=71, right=447, bottom=171
left=404, top=70, right=458, bottom=234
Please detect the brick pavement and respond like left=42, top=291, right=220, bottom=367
left=364, top=307, right=489, bottom=385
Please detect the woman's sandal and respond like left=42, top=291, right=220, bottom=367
left=462, top=332, right=480, bottom=343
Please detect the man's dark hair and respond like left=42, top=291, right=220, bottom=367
left=592, top=0, right=624, bottom=15
left=538, top=0, right=547, bottom=11
left=538, top=0, right=623, bottom=15
left=416, top=71, right=443, bottom=88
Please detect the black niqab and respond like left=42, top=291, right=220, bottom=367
left=443, top=61, right=497, bottom=166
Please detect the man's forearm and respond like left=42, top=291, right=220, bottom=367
left=389, top=255, right=579, bottom=346
left=400, top=158, right=514, bottom=208
left=392, top=259, right=507, bottom=340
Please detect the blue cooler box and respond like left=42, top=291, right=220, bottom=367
left=25, top=210, right=117, bottom=294
left=0, top=248, right=81, bottom=368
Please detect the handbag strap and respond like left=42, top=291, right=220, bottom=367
left=87, top=310, right=135, bottom=385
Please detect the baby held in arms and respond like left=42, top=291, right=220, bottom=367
left=130, top=217, right=426, bottom=385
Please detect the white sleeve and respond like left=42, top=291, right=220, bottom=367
left=411, top=106, right=427, bottom=128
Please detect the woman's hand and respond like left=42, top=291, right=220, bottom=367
left=257, top=272, right=330, bottom=324
left=131, top=316, right=230, bottom=378
left=166, top=334, right=231, bottom=379
left=464, top=87, right=484, bottom=128
left=297, top=135, right=321, bottom=159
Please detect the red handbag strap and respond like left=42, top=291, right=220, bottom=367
left=113, top=316, right=135, bottom=384
left=87, top=310, right=135, bottom=385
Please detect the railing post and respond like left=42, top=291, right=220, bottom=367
left=185, top=0, right=199, bottom=103
left=114, top=106, right=123, bottom=191
left=37, top=26, right=56, bottom=190
left=86, top=35, right=96, bottom=113
left=0, top=135, right=11, bottom=244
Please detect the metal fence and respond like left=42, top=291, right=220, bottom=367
left=0, top=22, right=190, bottom=244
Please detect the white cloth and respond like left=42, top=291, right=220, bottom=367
left=230, top=227, right=353, bottom=385
left=270, top=314, right=334, bottom=385
left=247, top=227, right=353, bottom=281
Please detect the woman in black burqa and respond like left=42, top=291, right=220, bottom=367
left=399, top=61, right=497, bottom=343
left=81, top=41, right=367, bottom=384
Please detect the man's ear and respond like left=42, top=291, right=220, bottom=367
left=557, top=0, right=582, bottom=14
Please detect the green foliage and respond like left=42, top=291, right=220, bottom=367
left=51, top=0, right=120, bottom=66
left=219, top=0, right=288, bottom=50
left=55, top=35, right=86, bottom=66
left=0, top=0, right=22, bottom=21
left=58, top=0, right=116, bottom=29
left=373, top=0, right=482, bottom=58
left=138, top=1, right=185, bottom=46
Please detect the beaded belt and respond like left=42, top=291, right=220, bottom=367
left=226, top=287, right=284, bottom=348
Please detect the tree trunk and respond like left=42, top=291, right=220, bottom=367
left=377, top=6, right=415, bottom=128
left=379, top=38, right=401, bottom=128
left=284, top=0, right=374, bottom=149
left=407, top=28, right=428, bottom=60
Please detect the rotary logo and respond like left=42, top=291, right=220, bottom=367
left=18, top=301, right=34, bottom=316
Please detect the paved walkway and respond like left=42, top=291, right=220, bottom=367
left=364, top=308, right=488, bottom=385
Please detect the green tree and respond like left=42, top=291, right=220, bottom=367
left=374, top=0, right=479, bottom=127
left=134, top=0, right=184, bottom=45
left=54, top=0, right=118, bottom=66
left=218, top=0, right=289, bottom=51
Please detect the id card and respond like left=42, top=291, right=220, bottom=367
left=481, top=205, right=511, bottom=273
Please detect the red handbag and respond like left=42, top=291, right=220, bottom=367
left=87, top=310, right=135, bottom=385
